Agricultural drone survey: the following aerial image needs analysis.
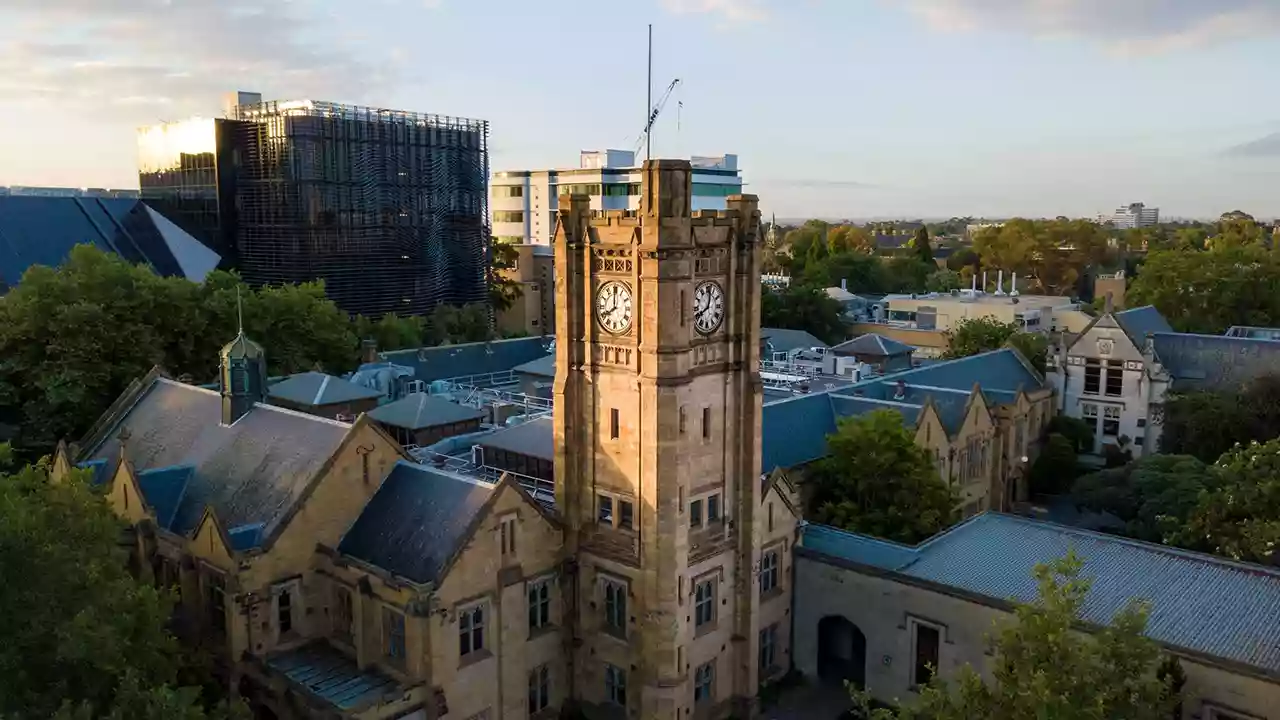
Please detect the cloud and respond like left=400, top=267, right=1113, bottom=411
left=899, top=0, right=1280, bottom=51
left=1225, top=132, right=1280, bottom=157
left=660, top=0, right=769, bottom=23
left=762, top=179, right=880, bottom=189
left=0, top=0, right=399, bottom=120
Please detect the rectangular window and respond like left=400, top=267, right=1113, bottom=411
left=459, top=604, right=485, bottom=657
left=619, top=500, right=634, bottom=531
left=706, top=493, right=721, bottom=523
left=758, top=625, right=777, bottom=674
left=1084, top=359, right=1101, bottom=394
left=334, top=585, right=354, bottom=643
left=759, top=551, right=779, bottom=596
left=690, top=499, right=703, bottom=529
left=494, top=184, right=524, bottom=198
left=500, top=517, right=517, bottom=556
left=528, top=664, right=550, bottom=714
left=277, top=587, right=293, bottom=635
left=694, top=661, right=715, bottom=704
left=610, top=408, right=619, bottom=439
left=1082, top=403, right=1099, bottom=437
left=767, top=502, right=774, bottom=533
left=528, top=578, right=551, bottom=631
left=1103, top=406, right=1120, bottom=437
left=605, top=664, right=627, bottom=706
left=598, top=494, right=613, bottom=525
left=912, top=621, right=940, bottom=687
left=384, top=607, right=406, bottom=664
left=1105, top=360, right=1124, bottom=397
left=702, top=407, right=711, bottom=439
left=694, top=579, right=715, bottom=628
left=604, top=579, right=627, bottom=635
left=493, top=210, right=525, bottom=223
left=205, top=572, right=226, bottom=635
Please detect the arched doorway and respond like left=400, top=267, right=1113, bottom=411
left=817, top=615, right=867, bottom=689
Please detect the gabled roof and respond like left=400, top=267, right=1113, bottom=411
left=367, top=393, right=487, bottom=431
left=135, top=464, right=193, bottom=530
left=830, top=333, right=915, bottom=358
left=337, top=461, right=494, bottom=584
left=1112, top=305, right=1173, bottom=346
left=761, top=328, right=828, bottom=355
left=378, top=336, right=551, bottom=383
left=512, top=354, right=556, bottom=378
left=761, top=393, right=837, bottom=473
left=1152, top=332, right=1280, bottom=392
left=476, top=416, right=555, bottom=461
left=895, top=348, right=1045, bottom=394
left=801, top=513, right=1280, bottom=677
left=267, top=372, right=382, bottom=407
left=80, top=377, right=351, bottom=548
left=0, top=196, right=220, bottom=291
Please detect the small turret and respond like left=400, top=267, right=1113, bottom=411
left=219, top=291, right=267, bottom=425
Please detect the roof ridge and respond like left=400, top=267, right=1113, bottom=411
left=252, top=400, right=352, bottom=428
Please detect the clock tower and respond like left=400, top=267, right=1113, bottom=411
left=554, top=160, right=770, bottom=719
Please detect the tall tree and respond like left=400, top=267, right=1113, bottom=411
left=1128, top=245, right=1280, bottom=334
left=1170, top=439, right=1280, bottom=564
left=425, top=303, right=496, bottom=345
left=352, top=313, right=426, bottom=357
left=827, top=225, right=874, bottom=255
left=911, top=225, right=935, bottom=265
left=760, top=284, right=848, bottom=345
left=944, top=317, right=1047, bottom=373
left=854, top=554, right=1178, bottom=720
left=807, top=409, right=958, bottom=544
left=488, top=240, right=524, bottom=313
left=0, top=462, right=244, bottom=719
left=1070, top=454, right=1212, bottom=543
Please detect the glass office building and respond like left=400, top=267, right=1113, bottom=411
left=139, top=97, right=490, bottom=317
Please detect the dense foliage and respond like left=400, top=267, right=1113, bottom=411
left=854, top=554, right=1179, bottom=720
left=1070, top=454, right=1212, bottom=543
left=0, top=460, right=244, bottom=719
left=0, top=246, right=499, bottom=457
left=806, top=410, right=958, bottom=544
left=1160, top=374, right=1280, bottom=462
left=1128, top=244, right=1280, bottom=334
left=942, top=316, right=1048, bottom=373
left=760, top=284, right=848, bottom=345
left=971, top=218, right=1110, bottom=295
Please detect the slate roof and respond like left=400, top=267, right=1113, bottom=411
left=265, top=641, right=408, bottom=712
left=135, top=465, right=193, bottom=530
left=801, top=513, right=1280, bottom=675
left=1225, top=326, right=1280, bottom=341
left=897, top=348, right=1044, bottom=394
left=367, top=393, right=487, bottom=431
left=0, top=196, right=220, bottom=291
left=476, top=416, right=555, bottom=461
left=1152, top=332, right=1280, bottom=392
left=761, top=328, right=829, bottom=355
left=82, top=378, right=350, bottom=547
left=77, top=458, right=112, bottom=487
left=512, top=354, right=556, bottom=378
left=830, top=333, right=915, bottom=357
left=1113, top=305, right=1174, bottom=346
left=267, top=372, right=382, bottom=407
left=338, top=461, right=493, bottom=584
left=378, top=336, right=551, bottom=383
left=761, top=393, right=837, bottom=473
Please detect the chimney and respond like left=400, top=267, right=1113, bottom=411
left=970, top=273, right=976, bottom=293
left=893, top=379, right=907, bottom=401
left=982, top=271, right=988, bottom=293
left=361, top=338, right=379, bottom=365
left=995, top=270, right=1006, bottom=296
left=1010, top=272, right=1019, bottom=297
left=841, top=278, right=848, bottom=292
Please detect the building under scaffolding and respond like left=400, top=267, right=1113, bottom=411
left=139, top=93, right=490, bottom=317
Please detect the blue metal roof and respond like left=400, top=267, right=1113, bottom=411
left=830, top=333, right=915, bottom=357
left=267, top=372, right=382, bottom=407
left=338, top=461, right=493, bottom=584
left=897, top=348, right=1044, bottom=394
left=226, top=523, right=265, bottom=551
left=1225, top=326, right=1280, bottom=341
left=761, top=328, right=829, bottom=355
left=76, top=458, right=111, bottom=487
left=0, top=196, right=219, bottom=291
left=1113, top=305, right=1174, bottom=346
left=265, top=641, right=407, bottom=711
left=378, top=336, right=551, bottom=383
left=1152, top=332, right=1280, bottom=393
left=367, top=392, right=487, bottom=431
left=761, top=393, right=837, bottom=473
left=802, top=514, right=1280, bottom=675
left=135, top=464, right=193, bottom=530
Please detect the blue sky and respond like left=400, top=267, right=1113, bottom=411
left=1, top=0, right=1278, bottom=219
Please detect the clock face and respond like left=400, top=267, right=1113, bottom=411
left=693, top=281, right=725, bottom=335
left=595, top=281, right=634, bottom=334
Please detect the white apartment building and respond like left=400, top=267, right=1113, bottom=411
left=1100, top=202, right=1159, bottom=229
left=491, top=150, right=742, bottom=244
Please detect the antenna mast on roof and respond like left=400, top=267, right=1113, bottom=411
left=236, top=286, right=244, bottom=334
left=647, top=24, right=653, bottom=162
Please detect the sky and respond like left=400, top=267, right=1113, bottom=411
left=1, top=0, right=1279, bottom=220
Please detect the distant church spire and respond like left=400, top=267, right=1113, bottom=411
left=219, top=287, right=267, bottom=425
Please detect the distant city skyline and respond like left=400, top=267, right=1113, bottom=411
left=2, top=0, right=1278, bottom=219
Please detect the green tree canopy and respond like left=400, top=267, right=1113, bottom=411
left=910, top=226, right=934, bottom=264
left=351, top=313, right=426, bottom=356
left=924, top=269, right=962, bottom=293
left=827, top=225, right=874, bottom=255
left=807, top=409, right=957, bottom=544
left=760, top=284, right=848, bottom=346
left=855, top=554, right=1178, bottom=720
left=1127, top=244, right=1280, bottom=334
left=1170, top=439, right=1280, bottom=564
left=0, top=462, right=243, bottom=719
left=972, top=218, right=1109, bottom=295
left=1027, top=433, right=1079, bottom=496
left=943, top=317, right=1047, bottom=373
left=488, top=240, right=524, bottom=313
left=1070, top=454, right=1212, bottom=544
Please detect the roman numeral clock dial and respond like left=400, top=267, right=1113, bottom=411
left=693, top=281, right=725, bottom=335
left=595, top=281, right=633, bottom=334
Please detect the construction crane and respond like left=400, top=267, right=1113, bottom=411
left=633, top=77, right=681, bottom=158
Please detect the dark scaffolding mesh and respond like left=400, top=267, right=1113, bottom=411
left=232, top=101, right=489, bottom=317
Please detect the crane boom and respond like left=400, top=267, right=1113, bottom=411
left=634, top=78, right=681, bottom=157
